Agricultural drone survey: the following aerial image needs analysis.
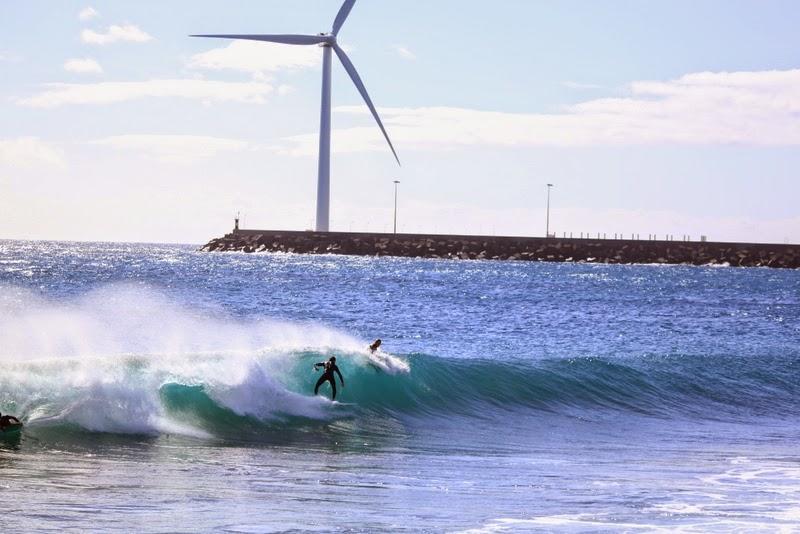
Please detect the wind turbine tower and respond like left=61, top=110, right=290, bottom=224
left=192, top=0, right=400, bottom=232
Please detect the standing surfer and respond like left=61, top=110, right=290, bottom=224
left=313, top=356, right=345, bottom=400
left=369, top=339, right=381, bottom=353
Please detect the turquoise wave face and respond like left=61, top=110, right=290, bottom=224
left=294, top=350, right=800, bottom=419
left=8, top=348, right=796, bottom=441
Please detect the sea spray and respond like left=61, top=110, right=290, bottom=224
left=0, top=284, right=396, bottom=436
left=0, top=283, right=368, bottom=360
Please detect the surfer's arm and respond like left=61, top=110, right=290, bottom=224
left=313, top=362, right=325, bottom=369
left=335, top=367, right=344, bottom=386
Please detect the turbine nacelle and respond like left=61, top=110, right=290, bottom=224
left=317, top=33, right=336, bottom=47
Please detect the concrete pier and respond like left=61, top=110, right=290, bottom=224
left=200, top=229, right=800, bottom=269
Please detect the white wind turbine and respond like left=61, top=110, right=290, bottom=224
left=192, top=0, right=400, bottom=232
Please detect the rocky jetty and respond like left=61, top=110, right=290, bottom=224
left=201, top=229, right=800, bottom=269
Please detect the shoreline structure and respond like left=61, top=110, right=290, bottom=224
left=201, top=228, right=799, bottom=269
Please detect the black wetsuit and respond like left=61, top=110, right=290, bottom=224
left=314, top=361, right=344, bottom=400
left=0, top=415, right=20, bottom=430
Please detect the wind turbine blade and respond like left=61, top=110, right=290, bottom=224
left=332, top=0, right=356, bottom=35
left=190, top=34, right=328, bottom=45
left=333, top=44, right=401, bottom=166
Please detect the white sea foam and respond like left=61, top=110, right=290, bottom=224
left=207, top=360, right=331, bottom=420
left=455, top=514, right=798, bottom=534
left=454, top=516, right=665, bottom=533
left=363, top=349, right=411, bottom=374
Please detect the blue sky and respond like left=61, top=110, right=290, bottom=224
left=1, top=0, right=799, bottom=243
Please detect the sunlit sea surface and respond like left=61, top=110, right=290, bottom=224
left=1, top=240, right=799, bottom=533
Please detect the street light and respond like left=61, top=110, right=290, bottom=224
left=393, top=180, right=400, bottom=234
left=545, top=183, right=554, bottom=238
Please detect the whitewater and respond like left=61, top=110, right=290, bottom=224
left=1, top=240, right=799, bottom=532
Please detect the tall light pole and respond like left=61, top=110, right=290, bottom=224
left=545, top=183, right=553, bottom=238
left=393, top=180, right=400, bottom=234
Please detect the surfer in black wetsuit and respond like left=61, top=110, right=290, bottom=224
left=0, top=412, right=20, bottom=430
left=313, top=356, right=345, bottom=400
left=369, top=339, right=381, bottom=353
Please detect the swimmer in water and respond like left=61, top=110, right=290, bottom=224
left=0, top=412, right=21, bottom=430
left=313, top=356, right=344, bottom=400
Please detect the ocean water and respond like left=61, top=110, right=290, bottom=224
left=1, top=239, right=799, bottom=533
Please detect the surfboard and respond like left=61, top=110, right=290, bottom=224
left=366, top=350, right=410, bottom=374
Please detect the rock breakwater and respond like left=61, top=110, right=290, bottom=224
left=201, top=229, right=800, bottom=268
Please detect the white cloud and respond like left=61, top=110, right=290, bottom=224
left=78, top=6, right=99, bottom=21
left=17, top=79, right=273, bottom=108
left=81, top=24, right=153, bottom=45
left=91, top=135, right=253, bottom=163
left=393, top=45, right=416, bottom=61
left=276, top=68, right=800, bottom=155
left=0, top=137, right=65, bottom=169
left=562, top=81, right=604, bottom=90
left=0, top=50, right=21, bottom=63
left=188, top=40, right=320, bottom=75
left=64, top=58, right=104, bottom=74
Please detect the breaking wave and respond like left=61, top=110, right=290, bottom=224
left=1, top=285, right=797, bottom=440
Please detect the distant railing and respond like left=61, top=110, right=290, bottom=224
left=556, top=232, right=704, bottom=242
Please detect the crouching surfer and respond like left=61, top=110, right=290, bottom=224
left=313, top=356, right=344, bottom=400
left=369, top=339, right=381, bottom=353
left=0, top=412, right=21, bottom=430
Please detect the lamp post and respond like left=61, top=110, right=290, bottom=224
left=545, top=183, right=553, bottom=237
left=393, top=180, right=400, bottom=234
